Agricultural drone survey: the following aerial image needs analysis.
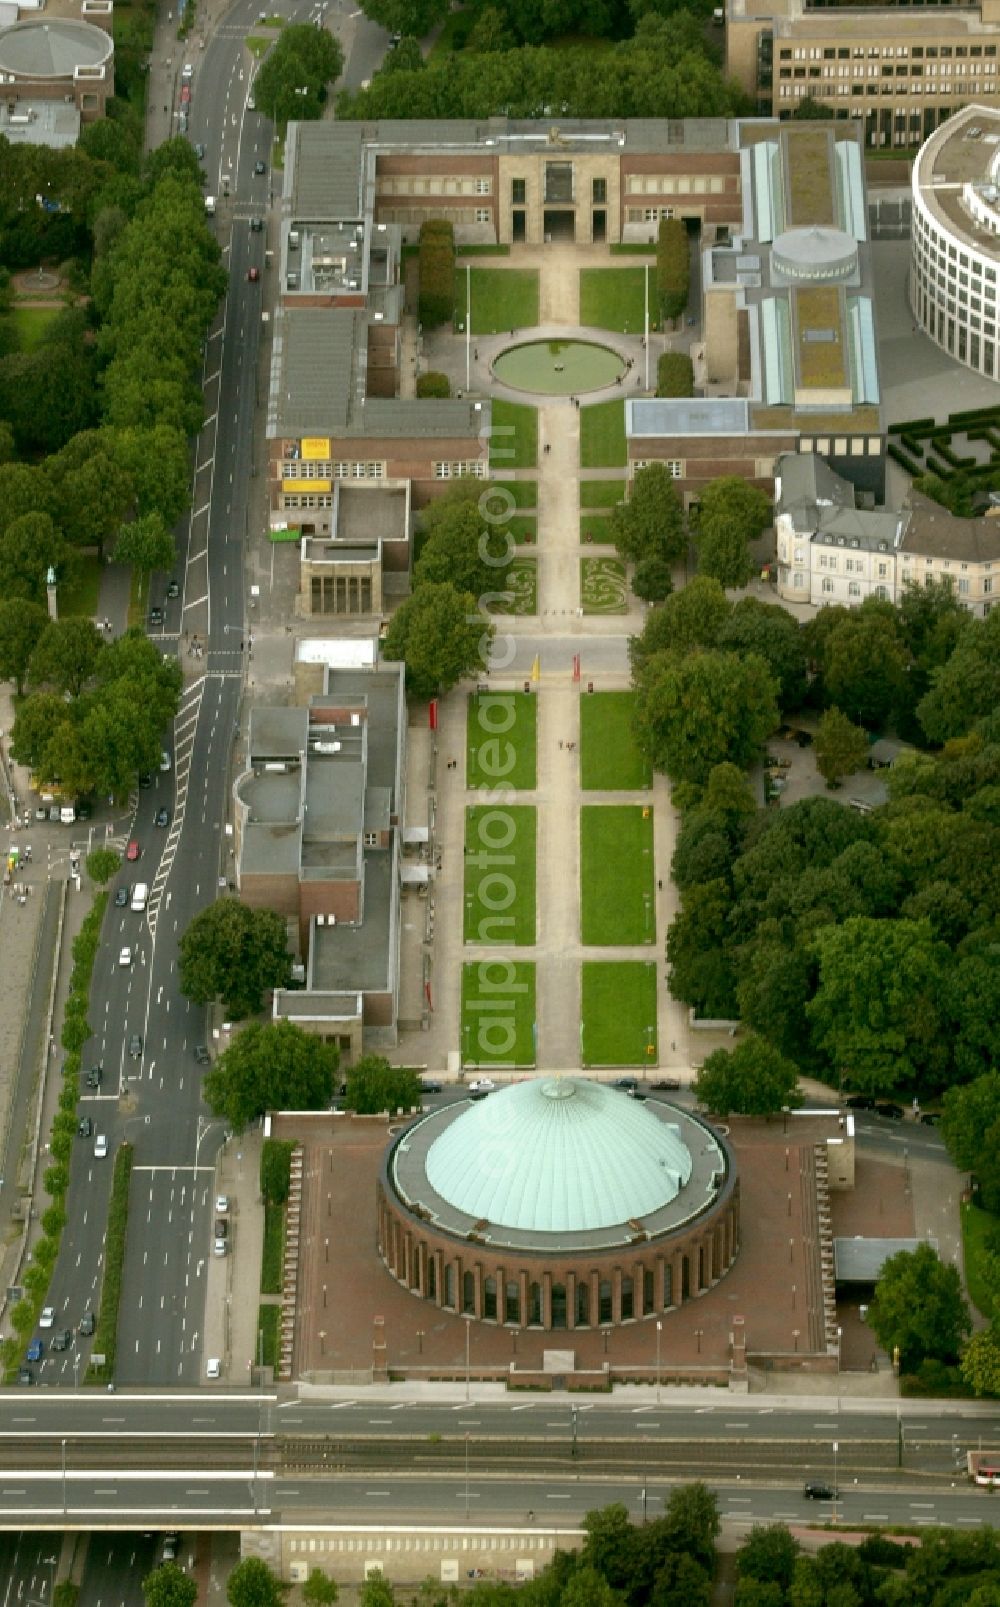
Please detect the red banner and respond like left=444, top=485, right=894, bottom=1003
left=429, top=699, right=438, bottom=730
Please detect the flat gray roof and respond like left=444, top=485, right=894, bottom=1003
left=287, top=121, right=364, bottom=219
left=834, top=1237, right=936, bottom=1284
left=310, top=847, right=394, bottom=992
left=627, top=397, right=750, bottom=438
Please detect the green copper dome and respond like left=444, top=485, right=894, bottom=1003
left=423, top=1077, right=693, bottom=1234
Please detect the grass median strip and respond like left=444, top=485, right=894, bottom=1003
left=580, top=692, right=653, bottom=790
left=580, top=804, right=655, bottom=944
left=461, top=960, right=536, bottom=1068
left=467, top=689, right=537, bottom=791
left=464, top=804, right=536, bottom=946
left=581, top=961, right=659, bottom=1067
left=88, top=1141, right=133, bottom=1382
left=490, top=399, right=538, bottom=469
left=261, top=1200, right=285, bottom=1296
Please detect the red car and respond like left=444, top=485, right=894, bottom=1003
left=126, top=840, right=140, bottom=862
left=180, top=84, right=191, bottom=104
left=247, top=267, right=259, bottom=282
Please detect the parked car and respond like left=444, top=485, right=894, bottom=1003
left=39, top=1307, right=55, bottom=1329
left=17, top=1367, right=33, bottom=1385
left=876, top=1102, right=904, bottom=1121
left=420, top=1079, right=443, bottom=1095
left=195, top=1044, right=211, bottom=1065
left=215, top=1194, right=230, bottom=1214
left=129, top=1033, right=143, bottom=1058
left=26, top=1339, right=43, bottom=1362
left=162, top=1534, right=179, bottom=1563
left=213, top=1237, right=227, bottom=1256
left=920, top=1111, right=942, bottom=1126
left=78, top=1311, right=95, bottom=1337
left=651, top=1077, right=681, bottom=1091
left=613, top=1076, right=639, bottom=1091
left=51, top=1329, right=72, bottom=1352
left=206, top=1357, right=221, bottom=1379
left=114, top=886, right=129, bottom=908
left=468, top=1078, right=495, bottom=1099
left=215, top=1217, right=228, bottom=1238
left=845, top=1095, right=876, bottom=1112
left=78, top=1116, right=93, bottom=1138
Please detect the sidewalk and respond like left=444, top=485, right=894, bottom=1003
left=203, top=1128, right=266, bottom=1381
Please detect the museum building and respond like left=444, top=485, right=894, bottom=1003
left=376, top=1077, right=740, bottom=1330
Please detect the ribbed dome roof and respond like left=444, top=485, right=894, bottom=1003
left=424, top=1077, right=692, bottom=1234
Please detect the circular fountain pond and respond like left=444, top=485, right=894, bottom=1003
left=491, top=339, right=625, bottom=396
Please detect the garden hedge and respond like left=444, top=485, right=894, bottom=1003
left=656, top=351, right=695, bottom=398
left=418, top=219, right=455, bottom=329
left=656, top=217, right=689, bottom=321
left=416, top=370, right=451, bottom=398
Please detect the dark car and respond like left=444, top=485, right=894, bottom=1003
left=115, top=886, right=129, bottom=908
left=215, top=1217, right=228, bottom=1238
left=247, top=266, right=260, bottom=282
left=78, top=1311, right=95, bottom=1337
left=149, top=606, right=164, bottom=627
left=16, top=1367, right=33, bottom=1385
left=77, top=1116, right=93, bottom=1138
left=651, top=1077, right=681, bottom=1091
left=628, top=1089, right=648, bottom=1101
left=51, top=1329, right=72, bottom=1352
left=250, top=216, right=264, bottom=232
left=795, top=729, right=814, bottom=748
left=804, top=1482, right=836, bottom=1500
left=129, top=1033, right=143, bottom=1059
left=75, top=800, right=91, bottom=821
left=845, top=1095, right=877, bottom=1112
left=876, top=1102, right=904, bottom=1121
left=613, top=1077, right=639, bottom=1091
left=420, top=1080, right=443, bottom=1095
left=166, top=579, right=180, bottom=600
left=138, top=773, right=153, bottom=789
left=254, top=159, right=266, bottom=174
left=920, top=1111, right=942, bottom=1126
left=194, top=1043, right=211, bottom=1065
left=155, top=807, right=171, bottom=828
left=85, top=1065, right=102, bottom=1089
left=195, top=142, right=206, bottom=159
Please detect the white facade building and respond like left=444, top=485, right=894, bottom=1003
left=911, top=103, right=1000, bottom=381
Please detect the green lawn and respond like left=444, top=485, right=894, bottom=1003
left=580, top=513, right=615, bottom=545
left=962, top=1200, right=997, bottom=1319
left=260, top=1202, right=284, bottom=1295
left=580, top=692, right=653, bottom=791
left=461, top=961, right=536, bottom=1068
left=464, top=804, right=536, bottom=946
left=581, top=399, right=626, bottom=468
left=581, top=962, right=659, bottom=1068
left=12, top=305, right=60, bottom=351
left=257, top=1303, right=280, bottom=1369
left=579, top=268, right=660, bottom=334
left=489, top=479, right=537, bottom=509
left=59, top=555, right=102, bottom=620
left=510, top=514, right=538, bottom=545
left=580, top=805, right=656, bottom=944
left=457, top=268, right=539, bottom=335
left=581, top=557, right=627, bottom=615
left=492, top=557, right=537, bottom=615
left=246, top=33, right=271, bottom=55
left=467, top=690, right=537, bottom=790
left=580, top=478, right=626, bottom=510
left=491, top=400, right=538, bottom=469
left=457, top=244, right=512, bottom=257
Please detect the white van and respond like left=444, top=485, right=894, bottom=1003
left=205, top=195, right=216, bottom=216
left=131, top=882, right=148, bottom=913
left=59, top=805, right=76, bottom=825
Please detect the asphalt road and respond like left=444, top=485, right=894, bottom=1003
left=0, top=1532, right=62, bottom=1607
left=78, top=1533, right=159, bottom=1607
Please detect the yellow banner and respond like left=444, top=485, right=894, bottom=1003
left=301, top=438, right=331, bottom=461
left=283, top=478, right=331, bottom=494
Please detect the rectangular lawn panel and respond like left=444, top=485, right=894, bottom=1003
left=491, top=557, right=538, bottom=616
left=509, top=514, right=538, bottom=544
left=491, top=400, right=538, bottom=469
left=489, top=479, right=537, bottom=508
left=464, top=804, right=536, bottom=946
left=580, top=804, right=655, bottom=944
left=580, top=693, right=653, bottom=791
left=458, top=268, right=539, bottom=335
left=580, top=478, right=626, bottom=509
left=581, top=961, right=658, bottom=1068
left=579, top=267, right=660, bottom=334
left=580, top=399, right=626, bottom=468
left=462, top=960, right=536, bottom=1069
left=580, top=556, right=627, bottom=615
left=580, top=513, right=615, bottom=545
left=467, top=690, right=537, bottom=790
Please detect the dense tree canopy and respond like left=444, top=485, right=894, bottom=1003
left=382, top=582, right=492, bottom=700
left=142, top=1564, right=198, bottom=1607
left=204, top=1021, right=339, bottom=1131
left=254, top=24, right=344, bottom=125
left=611, top=463, right=687, bottom=573
left=868, top=1242, right=971, bottom=1372
left=179, top=900, right=292, bottom=1020
left=415, top=481, right=513, bottom=599
left=694, top=1036, right=800, bottom=1117
left=633, top=648, right=779, bottom=785
left=344, top=1055, right=424, bottom=1114
left=814, top=706, right=869, bottom=786
left=694, top=477, right=771, bottom=589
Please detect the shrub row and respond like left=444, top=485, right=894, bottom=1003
left=260, top=1200, right=285, bottom=1295
left=88, top=1142, right=133, bottom=1382
left=656, top=351, right=695, bottom=398
left=260, top=1137, right=296, bottom=1205
left=887, top=442, right=922, bottom=477
left=418, top=219, right=455, bottom=330
left=948, top=403, right=1000, bottom=426
left=900, top=433, right=924, bottom=457
left=656, top=217, right=689, bottom=322
left=926, top=454, right=953, bottom=478
left=1, top=891, right=108, bottom=1380
left=888, top=415, right=935, bottom=434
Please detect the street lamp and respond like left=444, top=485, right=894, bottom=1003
left=463, top=1314, right=473, bottom=1402
left=655, top=1320, right=662, bottom=1404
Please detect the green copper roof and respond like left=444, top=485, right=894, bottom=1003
left=423, top=1077, right=693, bottom=1234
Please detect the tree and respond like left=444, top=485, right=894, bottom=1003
left=10, top=691, right=73, bottom=777
left=820, top=606, right=910, bottom=730
left=719, top=598, right=807, bottom=711
left=961, top=1321, right=1000, bottom=1398
left=226, top=1558, right=284, bottom=1607
left=630, top=577, right=730, bottom=668
left=86, top=847, right=121, bottom=885
left=661, top=1482, right=720, bottom=1570
left=345, top=1055, right=423, bottom=1114
left=632, top=556, right=673, bottom=602
left=634, top=649, right=779, bottom=785
left=694, top=477, right=771, bottom=589
left=0, top=598, right=49, bottom=694
left=382, top=583, right=491, bottom=701
left=611, top=464, right=687, bottom=569
left=694, top=1036, right=800, bottom=1118
left=142, top=1563, right=198, bottom=1607
left=666, top=879, right=738, bottom=1018
left=113, top=512, right=176, bottom=603
left=179, top=900, right=292, bottom=1020
left=359, top=1577, right=395, bottom=1607
left=941, top=1072, right=1000, bottom=1174
left=52, top=1585, right=80, bottom=1607
left=918, top=608, right=1000, bottom=744
left=868, top=1242, right=971, bottom=1371
left=0, top=511, right=71, bottom=605
left=29, top=618, right=103, bottom=698
left=807, top=917, right=951, bottom=1096
left=359, top=0, right=449, bottom=38
left=737, top=1524, right=800, bottom=1592
left=302, top=1570, right=339, bottom=1605
left=253, top=24, right=344, bottom=125
left=581, top=1504, right=638, bottom=1596
left=414, top=487, right=511, bottom=598
left=260, top=1138, right=296, bottom=1204
left=814, top=707, right=869, bottom=786
left=204, top=1021, right=339, bottom=1130
left=561, top=1569, right=622, bottom=1607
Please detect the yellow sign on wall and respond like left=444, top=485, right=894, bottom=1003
left=301, top=438, right=331, bottom=461
left=283, top=478, right=332, bottom=494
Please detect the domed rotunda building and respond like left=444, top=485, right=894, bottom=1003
left=377, top=1077, right=739, bottom=1330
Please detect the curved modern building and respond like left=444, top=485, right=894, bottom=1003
left=911, top=104, right=1000, bottom=381
left=376, top=1077, right=739, bottom=1330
